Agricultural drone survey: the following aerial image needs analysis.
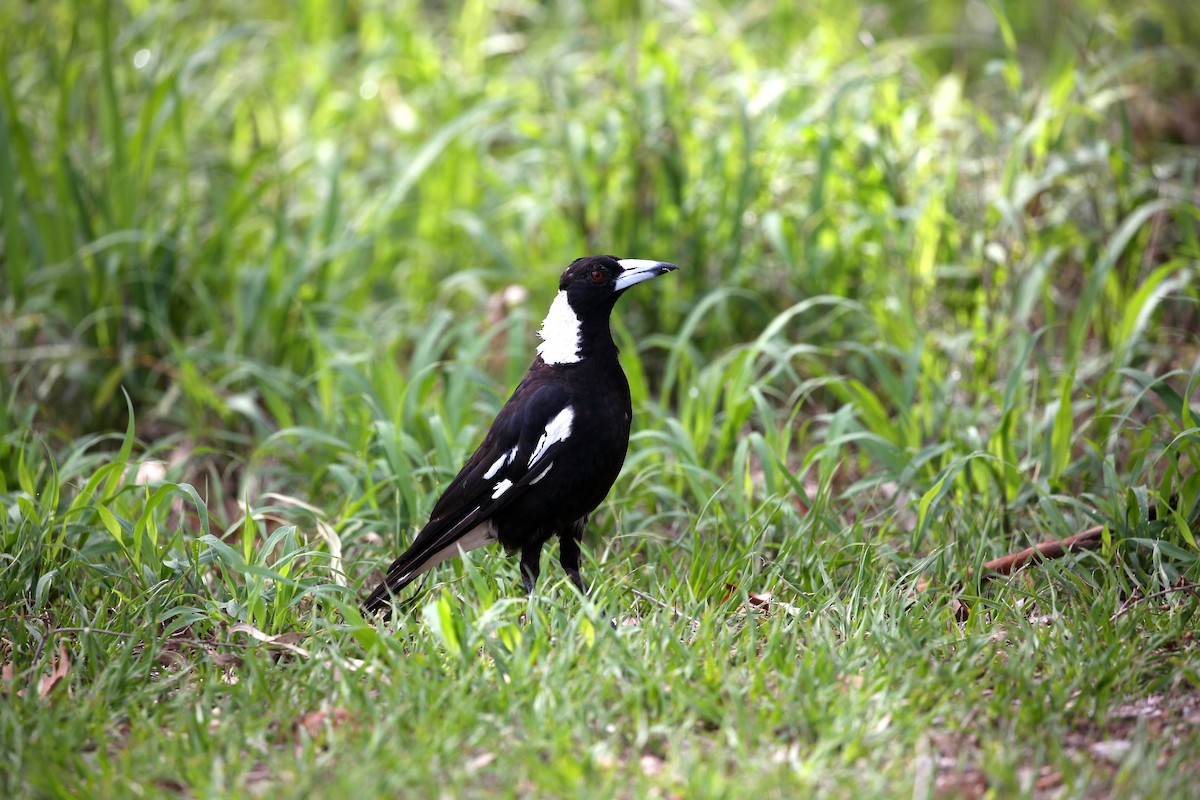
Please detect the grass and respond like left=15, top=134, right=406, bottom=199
left=2, top=0, right=1199, bottom=797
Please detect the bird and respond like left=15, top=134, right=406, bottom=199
left=361, top=255, right=677, bottom=614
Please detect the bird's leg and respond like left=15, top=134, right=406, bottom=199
left=559, top=533, right=589, bottom=596
left=519, top=546, right=542, bottom=595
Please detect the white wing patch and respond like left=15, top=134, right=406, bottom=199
left=491, top=478, right=513, bottom=499
left=529, top=407, right=574, bottom=466
left=483, top=446, right=517, bottom=480
left=536, top=291, right=582, bottom=365
left=529, top=462, right=553, bottom=485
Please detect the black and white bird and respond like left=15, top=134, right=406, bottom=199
left=361, top=255, right=677, bottom=613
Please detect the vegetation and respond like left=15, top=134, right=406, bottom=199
left=2, top=0, right=1198, bottom=796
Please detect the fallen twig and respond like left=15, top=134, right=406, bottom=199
left=627, top=587, right=701, bottom=626
left=980, top=525, right=1105, bottom=577
left=916, top=525, right=1106, bottom=593
left=1110, top=581, right=1200, bottom=621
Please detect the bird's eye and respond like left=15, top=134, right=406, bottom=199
left=589, top=269, right=606, bottom=283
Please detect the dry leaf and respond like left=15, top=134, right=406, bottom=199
left=746, top=590, right=802, bottom=616
left=748, top=591, right=772, bottom=609
left=272, top=632, right=306, bottom=648
left=295, top=708, right=352, bottom=739
left=1034, top=767, right=1063, bottom=792
left=296, top=710, right=328, bottom=738
left=466, top=752, right=497, bottom=771
left=952, top=596, right=971, bottom=623
left=156, top=641, right=191, bottom=670
left=229, top=623, right=311, bottom=658
left=639, top=754, right=665, bottom=778
left=39, top=643, right=71, bottom=699
left=207, top=649, right=242, bottom=668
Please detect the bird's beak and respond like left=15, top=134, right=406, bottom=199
left=614, top=259, right=678, bottom=292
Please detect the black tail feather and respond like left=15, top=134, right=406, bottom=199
left=360, top=510, right=486, bottom=614
left=360, top=546, right=431, bottom=614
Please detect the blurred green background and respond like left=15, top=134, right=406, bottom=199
left=3, top=0, right=1196, bottom=432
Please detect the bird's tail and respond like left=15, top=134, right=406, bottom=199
left=360, top=522, right=496, bottom=615
left=360, top=563, right=421, bottom=615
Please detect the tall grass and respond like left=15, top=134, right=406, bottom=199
left=2, top=1, right=1198, bottom=797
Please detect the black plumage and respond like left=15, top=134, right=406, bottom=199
left=361, top=255, right=677, bottom=613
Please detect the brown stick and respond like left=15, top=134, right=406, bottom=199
left=915, top=525, right=1106, bottom=592
left=980, top=525, right=1105, bottom=577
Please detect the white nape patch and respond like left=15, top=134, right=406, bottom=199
left=536, top=291, right=582, bottom=365
left=399, top=520, right=497, bottom=583
left=529, top=407, right=574, bottom=466
left=483, top=446, right=517, bottom=480
left=529, top=462, right=553, bottom=486
left=491, top=478, right=513, bottom=499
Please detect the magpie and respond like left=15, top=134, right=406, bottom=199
left=361, top=255, right=677, bottom=614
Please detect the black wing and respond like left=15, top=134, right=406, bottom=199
left=362, top=377, right=577, bottom=610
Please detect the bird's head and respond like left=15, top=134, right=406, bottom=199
left=537, top=255, right=677, bottom=365
left=559, top=255, right=677, bottom=301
